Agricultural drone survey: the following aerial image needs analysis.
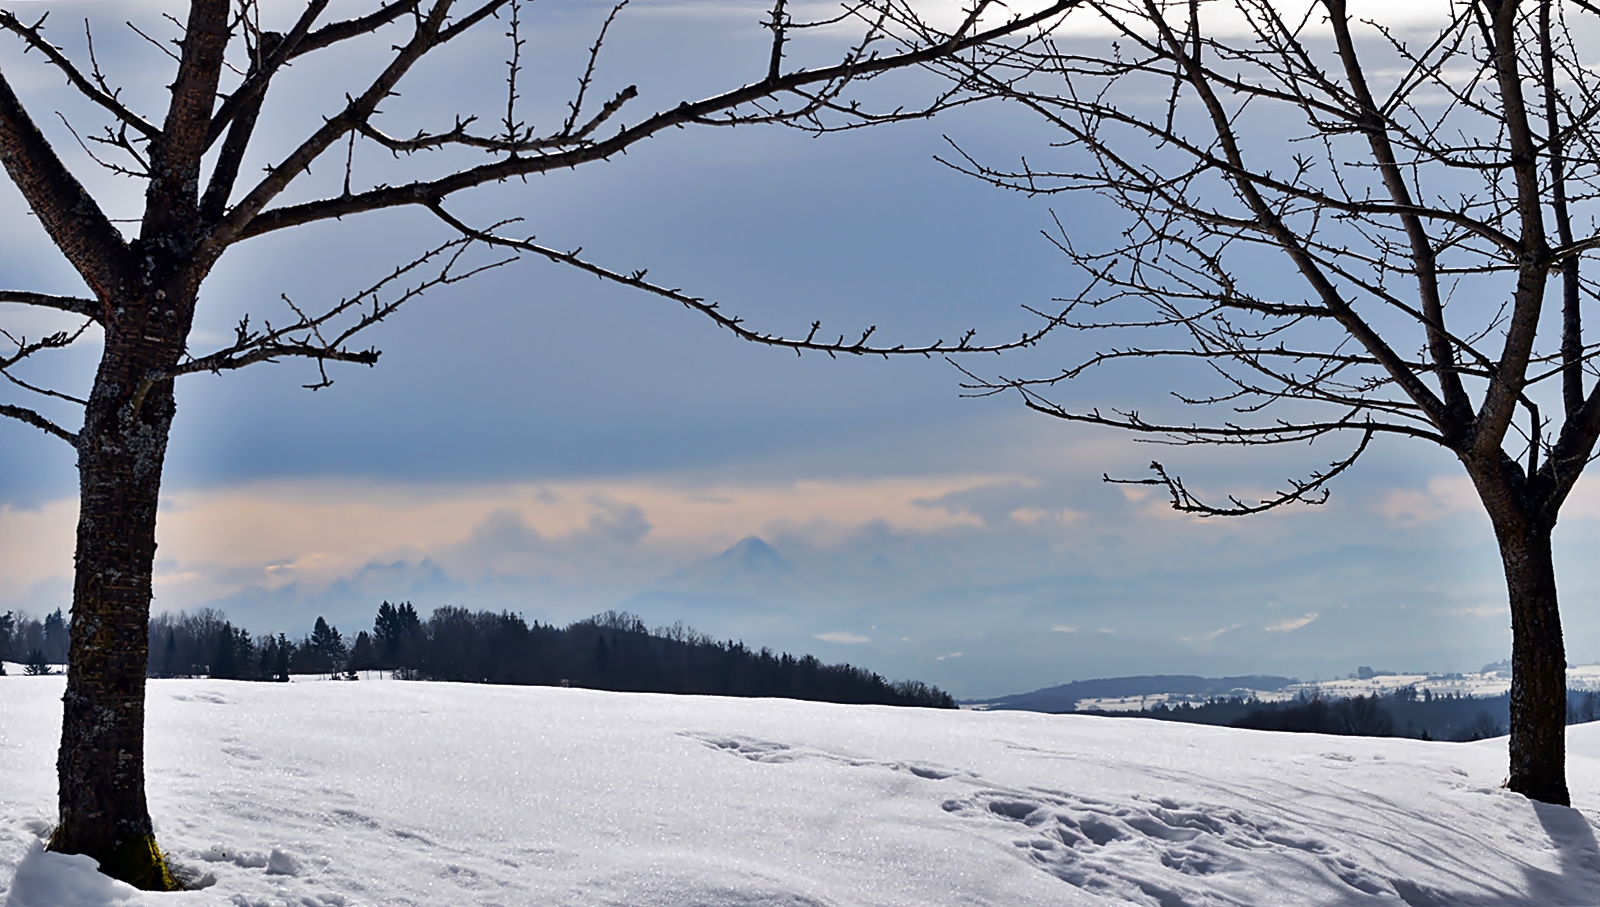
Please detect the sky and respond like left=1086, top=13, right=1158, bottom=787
left=4, top=0, right=1600, bottom=699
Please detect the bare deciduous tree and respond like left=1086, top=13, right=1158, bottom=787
left=0, top=0, right=1074, bottom=887
left=935, top=0, right=1600, bottom=803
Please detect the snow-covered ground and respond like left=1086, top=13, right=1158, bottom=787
left=6, top=673, right=1600, bottom=906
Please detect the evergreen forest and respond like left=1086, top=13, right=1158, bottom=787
left=109, top=603, right=955, bottom=708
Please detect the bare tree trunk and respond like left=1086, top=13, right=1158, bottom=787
left=1496, top=514, right=1569, bottom=805
left=47, top=327, right=181, bottom=890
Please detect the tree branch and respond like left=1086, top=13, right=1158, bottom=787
left=202, top=0, right=329, bottom=149
left=0, top=290, right=100, bottom=320
left=220, top=0, right=1084, bottom=243
left=428, top=204, right=1055, bottom=356
left=142, top=0, right=232, bottom=239
left=0, top=69, right=130, bottom=299
left=291, top=0, right=420, bottom=55
left=1105, top=427, right=1374, bottom=516
left=0, top=10, right=160, bottom=140
left=0, top=401, right=78, bottom=446
left=172, top=234, right=512, bottom=388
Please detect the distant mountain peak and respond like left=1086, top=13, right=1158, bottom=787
left=715, top=536, right=793, bottom=573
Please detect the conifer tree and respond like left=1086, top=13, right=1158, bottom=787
left=310, top=617, right=346, bottom=678
left=25, top=647, right=51, bottom=676
left=161, top=630, right=177, bottom=678
left=273, top=634, right=291, bottom=683
left=42, top=609, right=68, bottom=665
left=347, top=631, right=378, bottom=677
left=210, top=623, right=238, bottom=680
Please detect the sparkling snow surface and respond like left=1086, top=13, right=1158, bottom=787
left=5, top=674, right=1600, bottom=906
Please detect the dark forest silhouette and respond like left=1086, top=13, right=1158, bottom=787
left=0, top=609, right=69, bottom=675
left=132, top=603, right=954, bottom=709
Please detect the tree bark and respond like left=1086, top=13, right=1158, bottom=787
left=47, top=323, right=182, bottom=890
left=1495, top=513, right=1570, bottom=805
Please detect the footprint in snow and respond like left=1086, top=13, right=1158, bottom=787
left=939, top=788, right=1409, bottom=906
left=196, top=845, right=300, bottom=876
left=170, top=691, right=229, bottom=704
left=681, top=731, right=961, bottom=780
left=692, top=735, right=801, bottom=764
left=199, top=844, right=269, bottom=869
left=229, top=893, right=345, bottom=907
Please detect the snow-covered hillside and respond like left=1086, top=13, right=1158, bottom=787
left=981, top=664, right=1600, bottom=713
left=5, top=673, right=1600, bottom=906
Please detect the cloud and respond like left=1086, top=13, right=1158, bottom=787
left=468, top=509, right=544, bottom=554
left=1032, top=0, right=1456, bottom=41
left=459, top=495, right=649, bottom=557
left=1265, top=613, right=1319, bottom=633
left=815, top=632, right=869, bottom=644
left=916, top=480, right=1040, bottom=525
left=1374, top=477, right=1478, bottom=528
left=1445, top=605, right=1508, bottom=619
left=1182, top=623, right=1242, bottom=645
left=1052, top=625, right=1077, bottom=633
left=575, top=496, right=652, bottom=547
left=1009, top=507, right=1079, bottom=526
left=29, top=472, right=1012, bottom=616
left=936, top=651, right=963, bottom=661
left=0, top=500, right=76, bottom=600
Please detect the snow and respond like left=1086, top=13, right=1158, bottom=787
left=6, top=673, right=1600, bottom=906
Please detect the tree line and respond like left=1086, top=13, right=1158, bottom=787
left=0, top=609, right=69, bottom=674
left=139, top=603, right=954, bottom=709
left=1079, top=686, right=1600, bottom=743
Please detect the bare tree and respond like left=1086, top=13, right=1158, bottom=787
left=0, top=0, right=1075, bottom=887
left=935, top=0, right=1600, bottom=804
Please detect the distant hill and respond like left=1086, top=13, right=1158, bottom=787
left=967, top=675, right=1299, bottom=713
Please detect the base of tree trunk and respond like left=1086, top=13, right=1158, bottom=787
left=1507, top=770, right=1571, bottom=806
left=48, top=830, right=183, bottom=891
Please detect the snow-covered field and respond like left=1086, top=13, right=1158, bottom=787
left=5, top=673, right=1600, bottom=906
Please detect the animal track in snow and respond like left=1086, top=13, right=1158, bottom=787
left=940, top=788, right=1404, bottom=906
left=693, top=735, right=802, bottom=764
left=170, top=691, right=229, bottom=705
left=199, top=844, right=271, bottom=869
left=682, top=732, right=962, bottom=781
